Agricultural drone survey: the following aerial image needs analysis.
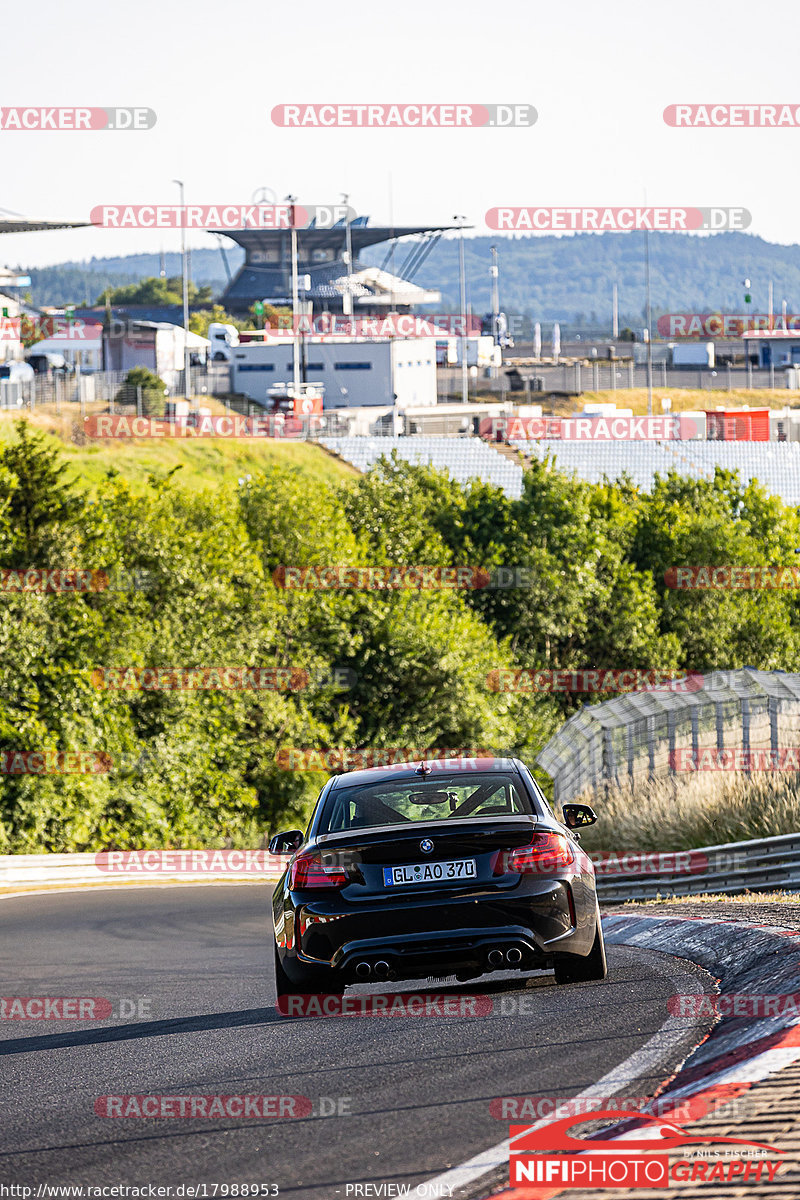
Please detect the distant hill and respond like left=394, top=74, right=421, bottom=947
left=17, top=232, right=800, bottom=330
left=393, top=231, right=800, bottom=328
left=20, top=249, right=238, bottom=307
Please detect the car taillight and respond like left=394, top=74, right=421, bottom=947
left=494, top=832, right=574, bottom=876
left=290, top=852, right=349, bottom=890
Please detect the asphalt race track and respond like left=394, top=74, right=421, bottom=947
left=0, top=886, right=715, bottom=1198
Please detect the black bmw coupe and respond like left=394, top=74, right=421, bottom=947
left=270, top=757, right=606, bottom=997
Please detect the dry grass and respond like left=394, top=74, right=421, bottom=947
left=474, top=387, right=798, bottom=416
left=624, top=890, right=800, bottom=906
left=578, top=771, right=800, bottom=853
left=575, top=387, right=797, bottom=414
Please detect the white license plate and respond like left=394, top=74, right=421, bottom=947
left=383, top=858, right=477, bottom=887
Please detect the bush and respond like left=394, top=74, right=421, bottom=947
left=115, top=367, right=168, bottom=416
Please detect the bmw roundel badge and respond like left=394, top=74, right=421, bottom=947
left=420, top=838, right=434, bottom=853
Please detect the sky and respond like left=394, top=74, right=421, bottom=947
left=1, top=0, right=798, bottom=269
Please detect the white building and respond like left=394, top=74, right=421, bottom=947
left=744, top=329, right=800, bottom=368
left=230, top=338, right=437, bottom=409
left=0, top=269, right=24, bottom=364
left=104, top=321, right=210, bottom=389
left=29, top=318, right=104, bottom=371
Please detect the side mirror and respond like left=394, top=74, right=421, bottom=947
left=268, top=830, right=304, bottom=854
left=562, top=803, right=597, bottom=830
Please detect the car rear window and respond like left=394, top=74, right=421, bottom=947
left=318, top=772, right=533, bottom=834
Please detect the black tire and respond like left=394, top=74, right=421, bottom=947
left=273, top=944, right=295, bottom=999
left=273, top=945, right=346, bottom=1001
left=554, top=914, right=608, bottom=985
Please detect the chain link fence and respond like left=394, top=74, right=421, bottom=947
left=536, top=669, right=800, bottom=804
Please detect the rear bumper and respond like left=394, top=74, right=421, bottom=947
left=278, top=876, right=596, bottom=984
left=329, top=924, right=545, bottom=981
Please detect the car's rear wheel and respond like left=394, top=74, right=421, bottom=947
left=273, top=945, right=295, bottom=999
left=273, top=945, right=346, bottom=999
left=554, top=914, right=607, bottom=985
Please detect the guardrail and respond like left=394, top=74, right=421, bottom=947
left=2, top=834, right=799, bottom=899
left=594, top=831, right=800, bottom=903
left=0, top=851, right=284, bottom=889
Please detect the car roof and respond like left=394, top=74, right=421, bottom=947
left=328, top=756, right=522, bottom=789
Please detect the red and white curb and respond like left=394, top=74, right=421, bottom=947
left=425, top=911, right=800, bottom=1199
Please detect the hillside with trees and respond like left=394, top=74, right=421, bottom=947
left=19, top=232, right=800, bottom=330
left=1, top=421, right=798, bottom=852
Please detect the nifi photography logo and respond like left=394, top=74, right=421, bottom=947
left=508, top=1108, right=781, bottom=1188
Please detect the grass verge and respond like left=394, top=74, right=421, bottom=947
left=0, top=409, right=358, bottom=493
left=579, top=771, right=800, bottom=853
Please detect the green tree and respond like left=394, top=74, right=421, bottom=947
left=98, top=277, right=212, bottom=306
left=630, top=469, right=800, bottom=673
left=0, top=421, right=84, bottom=565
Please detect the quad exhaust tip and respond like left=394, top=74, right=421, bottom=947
left=487, top=949, right=505, bottom=967
left=374, top=960, right=391, bottom=979
left=355, top=962, right=372, bottom=979
left=506, top=947, right=523, bottom=964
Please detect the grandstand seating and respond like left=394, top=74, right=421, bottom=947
left=318, top=435, right=800, bottom=507
left=509, top=439, right=800, bottom=505
left=319, top=437, right=525, bottom=499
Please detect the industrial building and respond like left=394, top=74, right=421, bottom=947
left=230, top=338, right=436, bottom=408
left=744, top=329, right=800, bottom=368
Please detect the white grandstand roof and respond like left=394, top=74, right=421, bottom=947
left=341, top=267, right=441, bottom=307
